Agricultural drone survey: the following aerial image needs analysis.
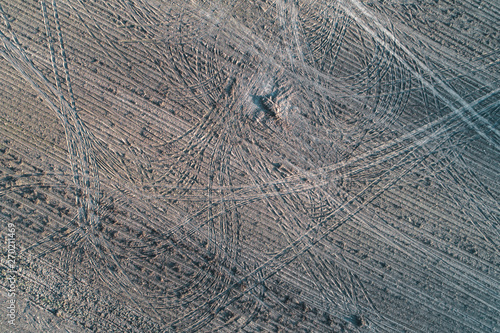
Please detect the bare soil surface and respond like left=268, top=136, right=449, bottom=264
left=0, top=0, right=498, bottom=332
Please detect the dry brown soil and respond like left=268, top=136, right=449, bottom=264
left=0, top=0, right=499, bottom=332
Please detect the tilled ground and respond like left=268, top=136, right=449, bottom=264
left=0, top=0, right=499, bottom=332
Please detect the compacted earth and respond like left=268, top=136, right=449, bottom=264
left=0, top=0, right=498, bottom=332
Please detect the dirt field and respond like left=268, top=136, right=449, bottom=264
left=0, top=0, right=498, bottom=332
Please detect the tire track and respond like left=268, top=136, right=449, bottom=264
left=340, top=0, right=500, bottom=150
